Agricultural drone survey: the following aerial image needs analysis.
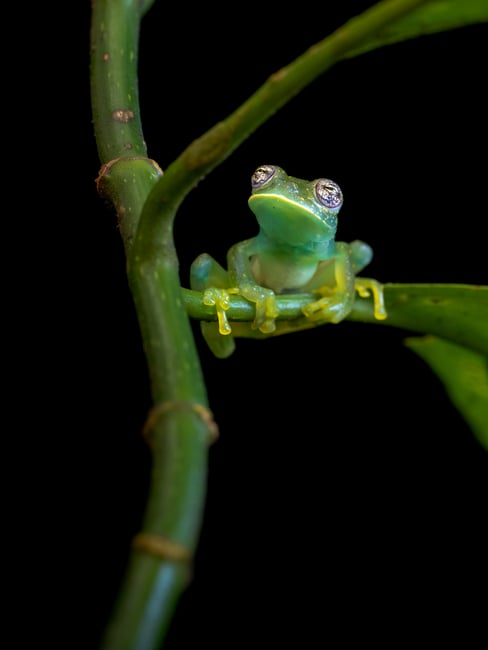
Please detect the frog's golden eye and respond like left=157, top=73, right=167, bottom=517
left=251, top=164, right=276, bottom=188
left=315, top=179, right=343, bottom=210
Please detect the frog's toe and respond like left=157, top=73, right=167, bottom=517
left=302, top=296, right=349, bottom=324
left=252, top=311, right=277, bottom=333
left=203, top=287, right=229, bottom=308
left=202, top=288, right=233, bottom=335
left=302, top=296, right=332, bottom=319
left=248, top=292, right=279, bottom=333
left=355, top=278, right=387, bottom=320
left=258, top=318, right=276, bottom=334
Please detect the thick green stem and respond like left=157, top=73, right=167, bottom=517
left=90, top=0, right=147, bottom=162
left=101, top=403, right=210, bottom=650
left=90, top=0, right=162, bottom=247
left=91, top=2, right=211, bottom=649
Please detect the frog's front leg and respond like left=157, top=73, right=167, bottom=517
left=302, top=243, right=356, bottom=324
left=302, top=241, right=387, bottom=323
left=227, top=240, right=279, bottom=334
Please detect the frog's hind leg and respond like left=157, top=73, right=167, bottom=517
left=348, top=241, right=387, bottom=320
left=200, top=321, right=236, bottom=358
left=191, top=253, right=233, bottom=333
left=190, top=254, right=236, bottom=357
left=190, top=253, right=230, bottom=290
left=349, top=240, right=373, bottom=274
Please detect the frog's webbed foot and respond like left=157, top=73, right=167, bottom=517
left=232, top=285, right=279, bottom=333
left=302, top=286, right=354, bottom=324
left=202, top=288, right=233, bottom=335
left=355, top=278, right=387, bottom=320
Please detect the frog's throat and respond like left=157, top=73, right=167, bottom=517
left=253, top=229, right=336, bottom=258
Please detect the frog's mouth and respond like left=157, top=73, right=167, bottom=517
left=249, top=193, right=337, bottom=245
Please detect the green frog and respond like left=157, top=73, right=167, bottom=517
left=190, top=164, right=386, bottom=357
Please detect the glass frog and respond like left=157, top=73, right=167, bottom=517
left=190, top=164, right=386, bottom=357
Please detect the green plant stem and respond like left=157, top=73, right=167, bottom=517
left=90, top=0, right=161, bottom=247
left=90, top=0, right=146, bottom=162
left=91, top=2, right=211, bottom=649
left=348, top=284, right=488, bottom=354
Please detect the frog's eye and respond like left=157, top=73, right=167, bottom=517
left=315, top=179, right=343, bottom=210
left=251, top=165, right=276, bottom=188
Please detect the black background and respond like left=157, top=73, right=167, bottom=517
left=33, top=3, right=488, bottom=648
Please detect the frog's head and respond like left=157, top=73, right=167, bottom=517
left=248, top=164, right=343, bottom=248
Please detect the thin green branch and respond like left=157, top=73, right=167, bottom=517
left=345, top=0, right=488, bottom=57
left=184, top=284, right=488, bottom=356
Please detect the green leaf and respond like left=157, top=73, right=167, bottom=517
left=406, top=336, right=488, bottom=451
left=344, top=0, right=488, bottom=58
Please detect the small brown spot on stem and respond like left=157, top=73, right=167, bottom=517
left=102, top=53, right=110, bottom=61
left=112, top=108, right=135, bottom=123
